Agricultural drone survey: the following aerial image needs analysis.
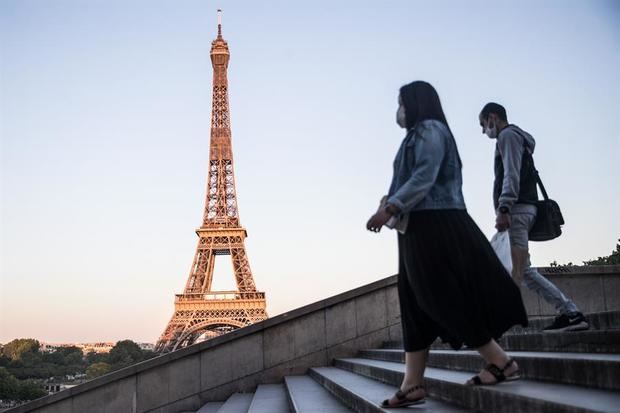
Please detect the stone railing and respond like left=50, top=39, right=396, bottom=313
left=175, top=291, right=266, bottom=302
left=8, top=276, right=401, bottom=413
left=526, top=265, right=620, bottom=316
left=7, top=265, right=619, bottom=413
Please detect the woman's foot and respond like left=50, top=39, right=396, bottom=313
left=466, top=358, right=520, bottom=385
left=381, top=384, right=427, bottom=408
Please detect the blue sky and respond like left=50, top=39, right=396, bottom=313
left=1, top=0, right=619, bottom=343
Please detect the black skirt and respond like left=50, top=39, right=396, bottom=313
left=397, top=209, right=528, bottom=351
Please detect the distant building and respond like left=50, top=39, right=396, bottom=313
left=37, top=341, right=154, bottom=355
left=39, top=342, right=80, bottom=354
left=78, top=342, right=115, bottom=354
left=39, top=343, right=59, bottom=354
left=44, top=383, right=77, bottom=394
left=137, top=342, right=155, bottom=351
left=39, top=342, right=115, bottom=355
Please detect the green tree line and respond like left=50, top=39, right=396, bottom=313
left=550, top=239, right=620, bottom=267
left=0, top=339, right=156, bottom=402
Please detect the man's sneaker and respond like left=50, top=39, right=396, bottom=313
left=543, top=312, right=590, bottom=333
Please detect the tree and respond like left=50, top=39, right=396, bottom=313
left=56, top=346, right=84, bottom=368
left=1, top=343, right=86, bottom=380
left=85, top=351, right=109, bottom=365
left=86, top=362, right=111, bottom=379
left=1, top=339, right=40, bottom=361
left=17, top=379, right=46, bottom=400
left=549, top=260, right=574, bottom=267
left=0, top=367, right=45, bottom=401
left=584, top=239, right=620, bottom=266
left=0, top=353, right=11, bottom=368
left=19, top=349, right=43, bottom=368
left=0, top=338, right=155, bottom=385
left=550, top=239, right=620, bottom=267
left=56, top=346, right=83, bottom=365
left=0, top=366, right=20, bottom=400
left=108, top=340, right=145, bottom=369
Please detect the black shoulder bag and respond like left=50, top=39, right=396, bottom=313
left=529, top=166, right=565, bottom=242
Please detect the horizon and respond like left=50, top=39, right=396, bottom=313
left=1, top=0, right=619, bottom=344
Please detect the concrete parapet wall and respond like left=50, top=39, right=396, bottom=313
left=525, top=265, right=620, bottom=317
left=8, top=265, right=619, bottom=413
left=9, top=277, right=402, bottom=413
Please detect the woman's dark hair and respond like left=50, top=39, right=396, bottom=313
left=399, top=81, right=449, bottom=130
left=400, top=80, right=462, bottom=167
left=480, top=102, right=507, bottom=121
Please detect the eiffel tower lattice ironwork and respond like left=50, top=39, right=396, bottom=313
left=155, top=11, right=268, bottom=353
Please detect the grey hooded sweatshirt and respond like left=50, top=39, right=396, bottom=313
left=494, top=124, right=539, bottom=214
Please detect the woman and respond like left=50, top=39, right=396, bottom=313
left=366, top=81, right=528, bottom=408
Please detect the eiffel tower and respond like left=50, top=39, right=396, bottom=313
left=155, top=11, right=268, bottom=353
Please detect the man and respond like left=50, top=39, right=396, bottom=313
left=479, top=102, right=588, bottom=332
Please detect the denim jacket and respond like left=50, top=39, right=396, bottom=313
left=386, top=119, right=466, bottom=232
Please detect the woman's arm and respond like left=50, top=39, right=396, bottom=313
left=386, top=124, right=446, bottom=213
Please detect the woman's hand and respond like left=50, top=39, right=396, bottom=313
left=366, top=208, right=393, bottom=233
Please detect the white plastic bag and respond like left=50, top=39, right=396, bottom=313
left=490, top=231, right=513, bottom=276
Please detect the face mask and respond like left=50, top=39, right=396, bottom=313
left=484, top=121, right=497, bottom=139
left=396, top=105, right=406, bottom=128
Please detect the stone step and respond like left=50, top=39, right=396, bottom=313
left=383, top=329, right=620, bottom=353
left=308, top=366, right=471, bottom=412
left=196, top=401, right=225, bottom=413
left=499, top=329, right=620, bottom=353
left=389, top=310, right=620, bottom=343
left=216, top=393, right=254, bottom=413
left=334, top=358, right=620, bottom=413
left=359, top=349, right=620, bottom=391
left=247, top=384, right=289, bottom=413
left=284, top=375, right=352, bottom=412
left=515, top=310, right=620, bottom=333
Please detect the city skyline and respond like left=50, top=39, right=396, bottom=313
left=1, top=0, right=619, bottom=343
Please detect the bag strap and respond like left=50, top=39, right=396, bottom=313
left=506, top=125, right=550, bottom=201
left=534, top=170, right=549, bottom=201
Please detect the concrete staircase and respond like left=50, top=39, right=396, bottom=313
left=186, top=311, right=620, bottom=413
left=7, top=266, right=620, bottom=413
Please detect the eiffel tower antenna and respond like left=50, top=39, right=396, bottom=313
left=155, top=10, right=268, bottom=353
left=217, top=9, right=222, bottom=37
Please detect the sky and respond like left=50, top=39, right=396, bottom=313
left=1, top=0, right=619, bottom=344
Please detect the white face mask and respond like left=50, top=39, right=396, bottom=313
left=484, top=121, right=498, bottom=139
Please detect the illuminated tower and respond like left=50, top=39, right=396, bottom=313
left=155, top=11, right=268, bottom=353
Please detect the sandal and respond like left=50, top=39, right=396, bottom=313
left=466, top=358, right=521, bottom=386
left=503, top=358, right=522, bottom=381
left=381, top=384, right=426, bottom=408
